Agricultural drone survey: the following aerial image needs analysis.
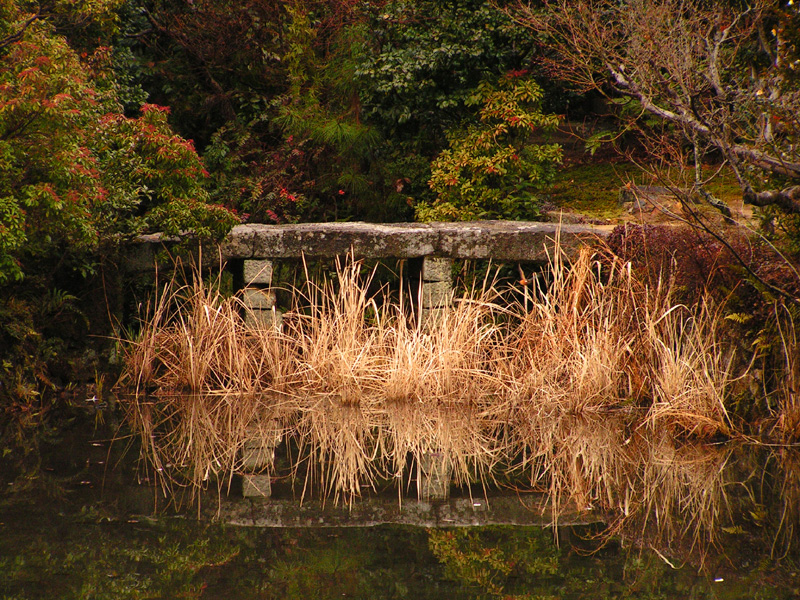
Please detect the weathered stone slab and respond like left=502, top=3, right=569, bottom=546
left=210, top=494, right=603, bottom=528
left=131, top=221, right=609, bottom=268
left=218, top=225, right=257, bottom=258
left=240, top=222, right=438, bottom=259
left=430, top=221, right=602, bottom=261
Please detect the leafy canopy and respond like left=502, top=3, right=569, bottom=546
left=420, top=74, right=561, bottom=221
left=0, top=3, right=237, bottom=283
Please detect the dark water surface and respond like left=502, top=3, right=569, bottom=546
left=2, top=424, right=800, bottom=599
left=1, top=510, right=796, bottom=600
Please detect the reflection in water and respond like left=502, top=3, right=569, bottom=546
left=2, top=512, right=798, bottom=599
left=635, top=431, right=730, bottom=555
left=117, top=386, right=800, bottom=568
left=426, top=525, right=800, bottom=599
left=5, top=421, right=800, bottom=599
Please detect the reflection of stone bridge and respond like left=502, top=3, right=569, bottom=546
left=130, top=221, right=609, bottom=501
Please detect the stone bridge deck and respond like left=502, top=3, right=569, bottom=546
left=131, top=220, right=610, bottom=271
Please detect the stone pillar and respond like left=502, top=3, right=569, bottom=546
left=241, top=423, right=281, bottom=498
left=418, top=257, right=454, bottom=500
left=418, top=451, right=452, bottom=502
left=242, top=259, right=282, bottom=329
left=420, top=257, right=453, bottom=325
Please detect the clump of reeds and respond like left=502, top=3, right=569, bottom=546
left=283, top=258, right=508, bottom=501
left=644, top=300, right=732, bottom=437
left=507, top=246, right=648, bottom=416
left=506, top=242, right=731, bottom=430
left=119, top=267, right=294, bottom=498
left=118, top=242, right=738, bottom=554
left=497, top=242, right=733, bottom=554
left=771, top=302, right=800, bottom=441
left=287, top=259, right=387, bottom=407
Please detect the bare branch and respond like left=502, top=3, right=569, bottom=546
left=516, top=2, right=799, bottom=171
left=608, top=65, right=800, bottom=180
left=0, top=11, right=41, bottom=51
left=744, top=186, right=800, bottom=215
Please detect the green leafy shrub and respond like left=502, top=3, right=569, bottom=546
left=0, top=10, right=237, bottom=284
left=355, top=0, right=534, bottom=143
left=418, top=74, right=561, bottom=221
left=0, top=2, right=238, bottom=482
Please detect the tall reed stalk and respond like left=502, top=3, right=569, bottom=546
left=772, top=302, right=800, bottom=440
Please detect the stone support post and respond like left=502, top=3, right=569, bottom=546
left=418, top=257, right=455, bottom=500
left=420, top=257, right=453, bottom=326
left=242, top=259, right=282, bottom=329
left=418, top=451, right=452, bottom=502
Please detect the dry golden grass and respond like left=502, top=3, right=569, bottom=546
left=118, top=244, right=738, bottom=551
left=119, top=267, right=295, bottom=499
left=507, top=246, right=648, bottom=415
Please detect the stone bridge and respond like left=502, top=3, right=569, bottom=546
left=132, top=220, right=608, bottom=267
left=131, top=221, right=610, bottom=346
left=132, top=220, right=609, bottom=322
left=130, top=220, right=609, bottom=500
left=132, top=219, right=609, bottom=333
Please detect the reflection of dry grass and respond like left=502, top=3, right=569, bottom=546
left=635, top=434, right=731, bottom=556
left=383, top=402, right=499, bottom=498
left=510, top=411, right=732, bottom=556
left=513, top=413, right=632, bottom=518
left=772, top=448, right=800, bottom=558
left=293, top=398, right=382, bottom=503
left=119, top=246, right=737, bottom=551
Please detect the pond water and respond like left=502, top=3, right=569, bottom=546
left=3, top=423, right=800, bottom=599
left=4, top=515, right=794, bottom=600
